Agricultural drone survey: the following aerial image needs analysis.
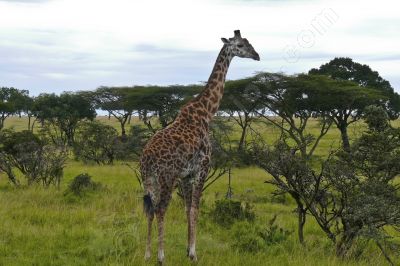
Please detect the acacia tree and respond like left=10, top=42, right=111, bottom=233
left=0, top=87, right=29, bottom=130
left=204, top=118, right=236, bottom=192
left=33, top=92, right=96, bottom=146
left=132, top=85, right=200, bottom=132
left=92, top=87, right=136, bottom=137
left=298, top=73, right=384, bottom=151
left=249, top=72, right=384, bottom=244
left=248, top=73, right=337, bottom=244
left=251, top=139, right=324, bottom=245
left=253, top=107, right=400, bottom=262
left=73, top=120, right=119, bottom=165
left=315, top=106, right=400, bottom=262
left=253, top=73, right=335, bottom=159
left=21, top=95, right=36, bottom=131
left=221, top=78, right=262, bottom=153
left=309, top=57, right=400, bottom=150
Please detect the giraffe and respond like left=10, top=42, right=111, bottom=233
left=140, top=30, right=259, bottom=264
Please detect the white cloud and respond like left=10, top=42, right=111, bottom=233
left=0, top=0, right=399, bottom=94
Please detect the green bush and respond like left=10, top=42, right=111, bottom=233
left=73, top=121, right=119, bottom=165
left=209, top=199, right=255, bottom=227
left=114, top=125, right=152, bottom=161
left=231, top=221, right=265, bottom=253
left=65, top=173, right=103, bottom=196
left=0, top=129, right=67, bottom=187
left=259, top=215, right=293, bottom=245
left=231, top=215, right=292, bottom=253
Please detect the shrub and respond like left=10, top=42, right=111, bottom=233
left=231, top=215, right=292, bottom=253
left=321, top=106, right=400, bottom=258
left=0, top=129, right=67, bottom=187
left=114, top=125, right=152, bottom=161
left=259, top=215, right=293, bottom=245
left=209, top=199, right=255, bottom=227
left=65, top=173, right=102, bottom=196
left=231, top=221, right=265, bottom=253
left=73, top=121, right=118, bottom=165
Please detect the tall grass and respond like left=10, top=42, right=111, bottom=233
left=0, top=116, right=399, bottom=265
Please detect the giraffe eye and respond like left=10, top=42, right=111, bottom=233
left=237, top=44, right=244, bottom=48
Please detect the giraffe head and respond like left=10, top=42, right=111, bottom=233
left=221, top=30, right=260, bottom=61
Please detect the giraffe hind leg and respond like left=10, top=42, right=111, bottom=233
left=143, top=193, right=155, bottom=260
left=155, top=179, right=174, bottom=265
left=188, top=166, right=209, bottom=261
left=145, top=212, right=154, bottom=260
left=155, top=207, right=166, bottom=265
left=180, top=176, right=193, bottom=256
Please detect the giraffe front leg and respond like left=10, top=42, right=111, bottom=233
left=188, top=168, right=208, bottom=261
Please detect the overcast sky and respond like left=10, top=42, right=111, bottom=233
left=0, top=0, right=399, bottom=95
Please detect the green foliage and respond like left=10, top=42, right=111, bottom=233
left=363, top=105, right=390, bottom=131
left=231, top=215, right=292, bottom=253
left=220, top=78, right=261, bottom=152
left=114, top=125, right=152, bottom=161
left=73, top=121, right=119, bottom=165
left=0, top=129, right=42, bottom=154
left=130, top=85, right=199, bottom=130
left=320, top=106, right=400, bottom=257
left=209, top=199, right=255, bottom=227
left=65, top=173, right=103, bottom=196
left=93, top=85, right=201, bottom=134
left=0, top=129, right=67, bottom=186
left=258, top=215, right=293, bottom=245
left=253, top=72, right=336, bottom=157
left=0, top=87, right=30, bottom=130
left=231, top=221, right=265, bottom=253
left=309, top=57, right=400, bottom=119
left=91, top=87, right=134, bottom=136
left=33, top=92, right=96, bottom=145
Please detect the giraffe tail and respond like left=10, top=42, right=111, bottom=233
left=143, top=193, right=154, bottom=217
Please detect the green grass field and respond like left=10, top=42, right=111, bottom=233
left=0, top=116, right=399, bottom=265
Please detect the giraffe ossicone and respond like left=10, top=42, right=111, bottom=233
left=139, top=30, right=260, bottom=264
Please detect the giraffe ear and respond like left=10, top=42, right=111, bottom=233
left=221, top=38, right=229, bottom=44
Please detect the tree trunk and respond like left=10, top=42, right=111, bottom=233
left=292, top=195, right=306, bottom=245
left=338, top=123, right=350, bottom=152
left=28, top=115, right=31, bottom=131
left=0, top=117, right=5, bottom=130
left=120, top=113, right=131, bottom=138
left=30, top=119, right=36, bottom=132
left=121, top=123, right=126, bottom=137
left=238, top=124, right=247, bottom=152
left=66, top=127, right=75, bottom=146
left=297, top=204, right=306, bottom=245
left=0, top=163, right=19, bottom=186
left=336, top=224, right=358, bottom=258
left=336, top=234, right=354, bottom=257
left=299, top=144, right=307, bottom=159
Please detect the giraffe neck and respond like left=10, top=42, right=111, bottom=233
left=195, top=45, right=233, bottom=119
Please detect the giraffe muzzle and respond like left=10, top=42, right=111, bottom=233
left=252, top=52, right=260, bottom=61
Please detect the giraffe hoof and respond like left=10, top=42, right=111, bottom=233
left=189, top=253, right=197, bottom=262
